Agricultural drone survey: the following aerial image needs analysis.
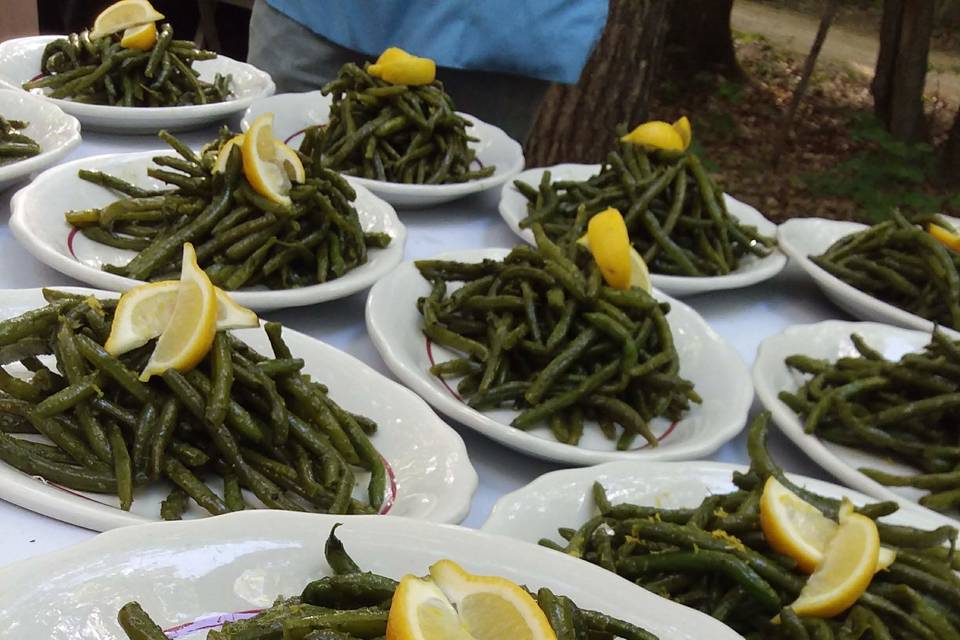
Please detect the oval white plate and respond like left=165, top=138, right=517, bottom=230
left=482, top=459, right=956, bottom=543
left=778, top=217, right=960, bottom=338
left=499, top=164, right=787, bottom=297
left=366, top=248, right=753, bottom=465
left=242, top=91, right=525, bottom=208
left=0, top=287, right=477, bottom=530
left=0, top=511, right=741, bottom=640
left=9, top=151, right=406, bottom=311
left=0, top=35, right=275, bottom=133
left=754, top=319, right=958, bottom=520
left=0, top=89, right=80, bottom=191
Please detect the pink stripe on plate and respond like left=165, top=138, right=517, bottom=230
left=164, top=609, right=262, bottom=638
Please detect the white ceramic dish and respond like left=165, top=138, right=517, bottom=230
left=498, top=164, right=787, bottom=297
left=0, top=89, right=81, bottom=191
left=778, top=217, right=960, bottom=338
left=9, top=151, right=406, bottom=311
left=0, top=287, right=477, bottom=530
left=0, top=35, right=275, bottom=133
left=366, top=248, right=753, bottom=465
left=754, top=319, right=957, bottom=519
left=242, top=91, right=525, bottom=208
left=482, top=459, right=956, bottom=543
left=0, top=511, right=742, bottom=639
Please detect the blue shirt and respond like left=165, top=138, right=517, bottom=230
left=264, top=0, right=608, bottom=84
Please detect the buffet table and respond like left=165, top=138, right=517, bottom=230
left=0, top=124, right=843, bottom=567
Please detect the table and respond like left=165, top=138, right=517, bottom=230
left=0, top=123, right=846, bottom=568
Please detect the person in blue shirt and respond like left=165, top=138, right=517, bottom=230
left=247, top=0, right=608, bottom=143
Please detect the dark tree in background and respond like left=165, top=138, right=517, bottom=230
left=943, top=108, right=960, bottom=184
left=523, top=0, right=673, bottom=167
left=871, top=0, right=935, bottom=142
left=663, top=0, right=741, bottom=79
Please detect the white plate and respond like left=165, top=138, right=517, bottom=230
left=0, top=36, right=275, bottom=133
left=9, top=151, right=406, bottom=312
left=242, top=91, right=525, bottom=208
left=0, top=511, right=741, bottom=640
left=0, top=287, right=477, bottom=530
left=778, top=217, right=960, bottom=337
left=0, top=89, right=80, bottom=191
left=366, top=248, right=753, bottom=465
left=498, top=164, right=787, bottom=297
left=482, top=459, right=956, bottom=543
left=754, top=319, right=958, bottom=519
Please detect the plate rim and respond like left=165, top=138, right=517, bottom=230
left=0, top=88, right=82, bottom=185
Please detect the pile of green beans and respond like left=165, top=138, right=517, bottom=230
left=117, top=525, right=659, bottom=640
left=417, top=223, right=699, bottom=448
left=541, top=413, right=960, bottom=639
left=515, top=134, right=775, bottom=277
left=0, top=289, right=388, bottom=518
left=780, top=328, right=960, bottom=512
left=66, top=129, right=391, bottom=290
left=813, top=210, right=960, bottom=330
left=299, top=62, right=495, bottom=184
left=0, top=116, right=41, bottom=165
left=23, top=25, right=231, bottom=107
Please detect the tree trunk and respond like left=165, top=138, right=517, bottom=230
left=523, top=0, right=672, bottom=167
left=942, top=106, right=960, bottom=185
left=663, top=0, right=740, bottom=79
left=871, top=0, right=935, bottom=142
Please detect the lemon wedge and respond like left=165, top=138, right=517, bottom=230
left=577, top=208, right=651, bottom=292
left=138, top=243, right=218, bottom=381
left=242, top=113, right=305, bottom=205
left=119, top=21, right=157, bottom=50
left=90, top=0, right=165, bottom=39
left=930, top=223, right=960, bottom=252
left=368, top=47, right=436, bottom=85
left=760, top=477, right=896, bottom=576
left=105, top=281, right=258, bottom=356
left=621, top=117, right=692, bottom=151
left=787, top=502, right=880, bottom=618
left=212, top=134, right=246, bottom=174
left=386, top=559, right=557, bottom=640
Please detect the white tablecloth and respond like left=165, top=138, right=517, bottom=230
left=0, top=125, right=846, bottom=568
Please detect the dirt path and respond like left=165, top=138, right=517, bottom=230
left=731, top=1, right=960, bottom=105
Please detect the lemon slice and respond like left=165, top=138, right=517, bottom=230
left=621, top=121, right=686, bottom=151
left=242, top=113, right=305, bottom=205
left=105, top=281, right=258, bottom=356
left=673, top=116, right=692, bottom=149
left=368, top=47, right=437, bottom=85
left=930, top=223, right=960, bottom=252
left=787, top=505, right=880, bottom=618
left=213, top=134, right=245, bottom=174
left=90, top=0, right=165, bottom=39
left=120, top=21, right=157, bottom=50
left=576, top=208, right=651, bottom=292
left=386, top=560, right=557, bottom=640
left=138, top=243, right=218, bottom=381
left=760, top=477, right=896, bottom=575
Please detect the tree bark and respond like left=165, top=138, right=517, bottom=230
left=663, top=0, right=741, bottom=79
left=942, top=106, right=960, bottom=185
left=871, top=0, right=935, bottom=142
left=523, top=0, right=672, bottom=167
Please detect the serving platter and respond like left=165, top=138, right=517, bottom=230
left=366, top=248, right=753, bottom=465
left=0, top=511, right=743, bottom=639
left=243, top=91, right=525, bottom=208
left=0, top=88, right=80, bottom=191
left=0, top=35, right=275, bottom=133
left=753, top=319, right=957, bottom=519
left=778, top=217, right=960, bottom=338
left=10, top=151, right=406, bottom=311
left=498, top=163, right=787, bottom=297
left=0, top=287, right=477, bottom=530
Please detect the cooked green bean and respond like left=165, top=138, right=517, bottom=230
left=26, top=26, right=231, bottom=107
left=302, top=62, right=495, bottom=184
left=67, top=127, right=391, bottom=289
left=0, top=117, right=41, bottom=166
left=417, top=224, right=696, bottom=445
left=541, top=412, right=960, bottom=639
left=115, top=526, right=658, bottom=640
